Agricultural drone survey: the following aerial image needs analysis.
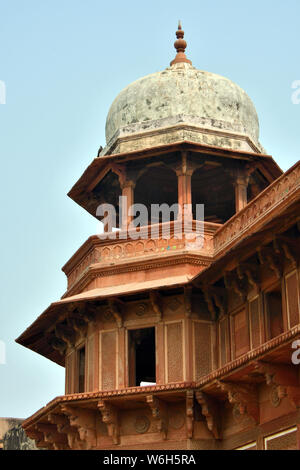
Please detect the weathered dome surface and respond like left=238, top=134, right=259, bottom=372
left=105, top=62, right=260, bottom=153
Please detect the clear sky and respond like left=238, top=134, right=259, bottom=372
left=0, top=0, right=299, bottom=418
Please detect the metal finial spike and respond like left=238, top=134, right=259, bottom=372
left=178, top=20, right=182, bottom=30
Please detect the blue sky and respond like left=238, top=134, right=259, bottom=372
left=0, top=0, right=299, bottom=418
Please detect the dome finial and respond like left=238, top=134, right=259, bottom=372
left=170, top=21, right=192, bottom=66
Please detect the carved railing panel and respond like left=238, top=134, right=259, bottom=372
left=66, top=221, right=218, bottom=289
left=214, top=161, right=300, bottom=254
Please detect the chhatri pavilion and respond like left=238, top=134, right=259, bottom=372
left=17, top=24, right=300, bottom=450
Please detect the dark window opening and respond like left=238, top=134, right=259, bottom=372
left=78, top=346, right=85, bottom=393
left=191, top=165, right=235, bottom=224
left=128, top=327, right=156, bottom=386
left=265, top=286, right=283, bottom=339
left=134, top=167, right=178, bottom=225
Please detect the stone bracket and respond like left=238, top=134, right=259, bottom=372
left=195, top=391, right=220, bottom=439
left=224, top=271, right=247, bottom=302
left=55, top=323, right=76, bottom=348
left=45, top=334, right=67, bottom=356
left=146, top=395, right=168, bottom=440
left=184, top=286, right=193, bottom=318
left=108, top=298, right=123, bottom=328
left=98, top=400, right=119, bottom=445
left=257, top=246, right=283, bottom=279
left=237, top=262, right=260, bottom=290
left=254, top=361, right=300, bottom=408
left=202, top=285, right=226, bottom=319
left=202, top=286, right=217, bottom=321
left=186, top=390, right=194, bottom=439
left=149, top=291, right=163, bottom=321
left=273, top=236, right=299, bottom=266
left=217, top=381, right=259, bottom=424
left=61, top=405, right=96, bottom=449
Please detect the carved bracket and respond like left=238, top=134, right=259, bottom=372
left=149, top=291, right=163, bottom=321
left=98, top=400, right=119, bottom=445
left=202, top=285, right=226, bottom=319
left=217, top=381, right=259, bottom=424
left=35, top=423, right=68, bottom=450
left=273, top=236, right=299, bottom=267
left=146, top=395, right=168, bottom=440
left=257, top=246, right=283, bottom=279
left=46, top=333, right=67, bottom=356
left=224, top=271, right=247, bottom=302
left=186, top=390, right=194, bottom=439
left=61, top=405, right=96, bottom=449
left=184, top=286, right=193, bottom=318
left=202, top=286, right=217, bottom=321
left=107, top=298, right=123, bottom=328
left=254, top=361, right=300, bottom=408
left=195, top=391, right=220, bottom=439
left=237, top=262, right=260, bottom=290
left=55, top=323, right=76, bottom=348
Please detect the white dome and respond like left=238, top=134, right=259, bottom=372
left=105, top=62, right=259, bottom=149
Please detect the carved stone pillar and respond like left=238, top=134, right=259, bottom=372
left=234, top=174, right=249, bottom=213
left=176, top=152, right=193, bottom=226
left=120, top=180, right=135, bottom=231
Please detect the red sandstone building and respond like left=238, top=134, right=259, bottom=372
left=17, top=25, right=300, bottom=450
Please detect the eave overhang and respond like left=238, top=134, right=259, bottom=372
left=68, top=141, right=282, bottom=220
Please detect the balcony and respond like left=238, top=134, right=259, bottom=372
left=63, top=220, right=220, bottom=292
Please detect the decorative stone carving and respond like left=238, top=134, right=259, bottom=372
left=167, top=297, right=181, bottom=311
left=184, top=286, right=193, bottom=318
left=195, top=391, right=220, bottom=439
left=98, top=400, right=119, bottom=444
left=135, top=303, right=147, bottom=316
left=60, top=405, right=96, bottom=450
left=254, top=362, right=300, bottom=409
left=168, top=411, right=185, bottom=430
left=107, top=298, right=123, bottom=328
left=146, top=395, right=167, bottom=440
left=134, top=415, right=150, bottom=434
left=217, top=381, right=259, bottom=424
left=149, top=291, right=163, bottom=321
left=186, top=390, right=194, bottom=439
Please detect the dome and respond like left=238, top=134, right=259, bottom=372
left=104, top=25, right=261, bottom=155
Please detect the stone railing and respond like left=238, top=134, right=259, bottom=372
left=214, top=160, right=300, bottom=254
left=65, top=220, right=220, bottom=289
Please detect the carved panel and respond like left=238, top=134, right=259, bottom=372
left=249, top=297, right=261, bottom=349
left=99, top=330, right=117, bottom=390
left=285, top=271, right=300, bottom=328
left=165, top=322, right=183, bottom=383
left=232, top=309, right=249, bottom=358
left=214, top=161, right=300, bottom=253
left=219, top=317, right=229, bottom=367
left=87, top=335, right=94, bottom=392
left=193, top=321, right=212, bottom=380
left=65, top=350, right=75, bottom=394
left=264, top=427, right=297, bottom=450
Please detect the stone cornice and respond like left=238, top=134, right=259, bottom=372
left=63, top=252, right=212, bottom=298
left=103, top=120, right=263, bottom=156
